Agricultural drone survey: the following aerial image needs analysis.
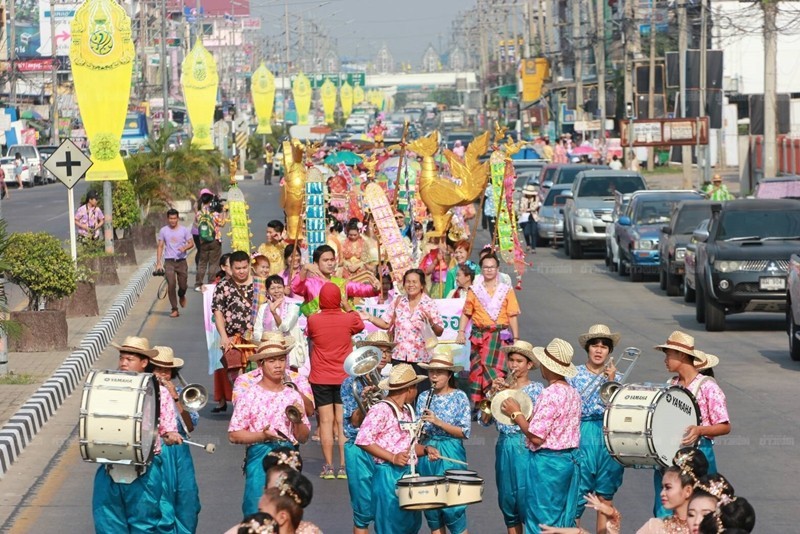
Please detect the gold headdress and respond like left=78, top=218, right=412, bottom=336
left=267, top=449, right=302, bottom=471
left=275, top=474, right=303, bottom=505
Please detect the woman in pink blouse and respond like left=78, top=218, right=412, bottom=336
left=501, top=338, right=582, bottom=532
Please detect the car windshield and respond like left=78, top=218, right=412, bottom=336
left=635, top=200, right=676, bottom=225
left=577, top=175, right=644, bottom=197
left=545, top=188, right=570, bottom=206
left=675, top=206, right=712, bottom=234
left=554, top=166, right=607, bottom=185
left=9, top=146, right=36, bottom=159
left=717, top=210, right=800, bottom=240
left=539, top=166, right=558, bottom=183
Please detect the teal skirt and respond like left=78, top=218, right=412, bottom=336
left=418, top=436, right=468, bottom=534
left=159, top=442, right=201, bottom=534
left=576, top=418, right=624, bottom=518
left=242, top=441, right=294, bottom=517
left=652, top=437, right=716, bottom=518
left=92, top=455, right=167, bottom=534
left=524, top=448, right=581, bottom=534
left=495, top=432, right=529, bottom=528
left=373, top=461, right=422, bottom=534
left=345, top=440, right=376, bottom=529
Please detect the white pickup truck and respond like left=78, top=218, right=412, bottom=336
left=5, top=144, right=42, bottom=185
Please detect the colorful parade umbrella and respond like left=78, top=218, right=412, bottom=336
left=570, top=145, right=597, bottom=156
left=511, top=147, right=542, bottom=160
left=324, top=151, right=363, bottom=166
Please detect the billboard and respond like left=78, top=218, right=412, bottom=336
left=8, top=0, right=80, bottom=59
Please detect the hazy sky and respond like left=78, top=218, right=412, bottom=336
left=253, top=0, right=467, bottom=66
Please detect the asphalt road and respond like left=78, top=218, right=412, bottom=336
left=5, top=178, right=797, bottom=533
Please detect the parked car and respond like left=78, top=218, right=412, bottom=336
left=692, top=199, right=800, bottom=331
left=605, top=192, right=634, bottom=272
left=538, top=184, right=571, bottom=246
left=537, top=163, right=564, bottom=199
left=658, top=200, right=714, bottom=296
left=6, top=144, right=42, bottom=185
left=683, top=219, right=708, bottom=304
left=752, top=176, right=800, bottom=199
left=786, top=254, right=800, bottom=360
left=563, top=170, right=648, bottom=259
left=615, top=190, right=705, bottom=281
left=444, top=130, right=475, bottom=150
left=549, top=164, right=609, bottom=188
left=37, top=145, right=59, bottom=184
left=1, top=156, right=34, bottom=187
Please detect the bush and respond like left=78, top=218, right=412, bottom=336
left=5, top=232, right=77, bottom=311
left=244, top=159, right=258, bottom=174
left=112, top=180, right=141, bottom=230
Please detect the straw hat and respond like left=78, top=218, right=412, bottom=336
left=425, top=337, right=440, bottom=352
left=355, top=331, right=396, bottom=350
left=418, top=347, right=463, bottom=373
left=112, top=336, right=158, bottom=359
left=150, top=346, right=185, bottom=369
left=248, top=332, right=294, bottom=363
left=377, top=363, right=428, bottom=391
left=523, top=184, right=537, bottom=196
left=578, top=324, right=621, bottom=351
left=654, top=331, right=702, bottom=361
left=500, top=339, right=538, bottom=364
left=693, top=350, right=719, bottom=371
left=532, top=338, right=578, bottom=378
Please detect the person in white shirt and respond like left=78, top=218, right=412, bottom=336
left=608, top=155, right=623, bottom=170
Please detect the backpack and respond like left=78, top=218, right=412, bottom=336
left=197, top=212, right=215, bottom=242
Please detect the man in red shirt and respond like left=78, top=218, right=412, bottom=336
left=307, top=282, right=365, bottom=479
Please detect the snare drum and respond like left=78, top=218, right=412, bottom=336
left=79, top=370, right=159, bottom=466
left=444, top=474, right=484, bottom=507
left=396, top=475, right=447, bottom=510
left=444, top=469, right=478, bottom=478
left=604, top=383, right=700, bottom=468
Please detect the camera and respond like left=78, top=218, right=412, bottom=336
left=209, top=196, right=225, bottom=213
left=153, top=268, right=166, bottom=277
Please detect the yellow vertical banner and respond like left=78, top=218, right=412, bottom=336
left=353, top=85, right=365, bottom=106
left=69, top=0, right=135, bottom=181
left=340, top=82, right=353, bottom=119
left=292, top=72, right=312, bottom=125
left=251, top=63, right=275, bottom=134
left=320, top=79, right=336, bottom=124
left=181, top=40, right=219, bottom=150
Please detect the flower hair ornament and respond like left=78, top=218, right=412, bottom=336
left=698, top=478, right=733, bottom=502
left=711, top=495, right=738, bottom=532
left=275, top=473, right=303, bottom=505
left=239, top=518, right=277, bottom=533
left=673, top=449, right=700, bottom=484
left=267, top=449, right=302, bottom=471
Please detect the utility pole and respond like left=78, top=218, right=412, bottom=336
left=139, top=0, right=147, bottom=102
left=50, top=0, right=59, bottom=145
left=763, top=0, right=778, bottom=179
left=647, top=4, right=657, bottom=171
left=678, top=1, right=692, bottom=188
left=9, top=0, right=16, bottom=106
left=161, top=0, right=169, bottom=126
left=596, top=0, right=606, bottom=148
left=623, top=0, right=636, bottom=167
left=699, top=0, right=710, bottom=185
left=573, top=0, right=583, bottom=124
left=538, top=0, right=548, bottom=56
left=284, top=0, right=291, bottom=123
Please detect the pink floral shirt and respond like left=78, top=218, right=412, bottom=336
left=228, top=383, right=310, bottom=441
left=527, top=382, right=581, bottom=451
left=381, top=294, right=443, bottom=363
left=156, top=385, right=178, bottom=455
left=232, top=368, right=313, bottom=406
left=671, top=374, right=730, bottom=427
left=355, top=401, right=413, bottom=464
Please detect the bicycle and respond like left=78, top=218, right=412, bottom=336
left=154, top=268, right=168, bottom=300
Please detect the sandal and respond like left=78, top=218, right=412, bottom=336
left=337, top=466, right=348, bottom=479
left=320, top=464, right=335, bottom=479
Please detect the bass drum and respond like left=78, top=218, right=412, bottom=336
left=79, top=370, right=159, bottom=466
left=604, top=383, right=700, bottom=468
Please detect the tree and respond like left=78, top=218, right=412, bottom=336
left=5, top=232, right=77, bottom=311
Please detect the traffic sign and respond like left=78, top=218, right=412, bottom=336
left=44, top=139, right=93, bottom=190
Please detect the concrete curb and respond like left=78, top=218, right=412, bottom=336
left=0, top=256, right=156, bottom=478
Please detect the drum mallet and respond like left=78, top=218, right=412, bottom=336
left=184, top=440, right=216, bottom=454
left=436, top=455, right=469, bottom=466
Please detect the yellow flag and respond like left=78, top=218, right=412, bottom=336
left=293, top=72, right=312, bottom=125
left=353, top=85, right=365, bottom=106
left=320, top=79, right=336, bottom=124
left=181, top=40, right=219, bottom=150
left=251, top=63, right=275, bottom=134
left=340, top=82, right=353, bottom=119
left=69, top=0, right=135, bottom=181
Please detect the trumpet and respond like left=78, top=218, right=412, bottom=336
left=579, top=347, right=641, bottom=404
left=478, top=371, right=517, bottom=416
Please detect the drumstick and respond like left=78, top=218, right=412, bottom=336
left=436, top=455, right=469, bottom=466
left=184, top=440, right=216, bottom=454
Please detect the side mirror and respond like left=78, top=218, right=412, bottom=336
left=692, top=229, right=709, bottom=242
left=661, top=226, right=672, bottom=235
left=562, top=190, right=574, bottom=198
left=618, top=216, right=632, bottom=226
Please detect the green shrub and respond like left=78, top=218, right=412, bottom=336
left=112, top=180, right=141, bottom=230
left=244, top=159, right=258, bottom=174
left=5, top=232, right=77, bottom=311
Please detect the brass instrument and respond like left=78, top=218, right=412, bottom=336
left=579, top=347, right=641, bottom=404
left=480, top=370, right=533, bottom=425
left=478, top=371, right=517, bottom=416
left=343, top=346, right=385, bottom=414
left=282, top=374, right=304, bottom=423
left=176, top=372, right=208, bottom=413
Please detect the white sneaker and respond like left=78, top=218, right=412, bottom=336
left=194, top=286, right=202, bottom=292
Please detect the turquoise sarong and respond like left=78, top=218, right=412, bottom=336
left=418, top=436, right=468, bottom=534
left=373, top=461, right=422, bottom=534
left=652, top=437, right=716, bottom=518
left=495, top=432, right=529, bottom=528
left=345, top=440, right=376, bottom=529
left=92, top=455, right=169, bottom=534
left=576, top=418, right=624, bottom=519
left=242, top=441, right=294, bottom=517
left=159, top=442, right=201, bottom=534
left=524, top=448, right=581, bottom=534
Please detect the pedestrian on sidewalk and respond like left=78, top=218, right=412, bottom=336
left=157, top=209, right=194, bottom=318
left=194, top=188, right=225, bottom=291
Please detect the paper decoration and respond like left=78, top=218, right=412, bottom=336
left=305, top=167, right=327, bottom=258
left=251, top=63, right=275, bottom=134
left=363, top=183, right=413, bottom=287
left=182, top=40, right=219, bottom=150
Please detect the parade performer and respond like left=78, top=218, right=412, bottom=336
left=653, top=331, right=730, bottom=517
left=340, top=219, right=372, bottom=281
left=455, top=253, right=520, bottom=405
left=93, top=336, right=182, bottom=533
left=567, top=325, right=625, bottom=532
left=292, top=244, right=379, bottom=316
left=500, top=338, right=581, bottom=533
left=446, top=263, right=475, bottom=299
left=250, top=253, right=272, bottom=338
left=355, top=364, right=440, bottom=534
left=417, top=348, right=472, bottom=534
left=479, top=340, right=543, bottom=534
left=253, top=275, right=307, bottom=372
left=259, top=472, right=320, bottom=534
left=210, top=253, right=234, bottom=413
left=257, top=220, right=288, bottom=276
left=341, top=332, right=394, bottom=534
left=228, top=337, right=311, bottom=517
left=419, top=234, right=449, bottom=298
left=212, top=250, right=254, bottom=383
left=307, top=282, right=366, bottom=479
left=363, top=269, right=444, bottom=375
left=687, top=474, right=736, bottom=533
left=370, top=118, right=387, bottom=148
left=150, top=346, right=201, bottom=534
left=444, top=240, right=478, bottom=298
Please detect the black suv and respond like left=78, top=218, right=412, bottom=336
left=658, top=200, right=714, bottom=296
left=693, top=199, right=800, bottom=331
